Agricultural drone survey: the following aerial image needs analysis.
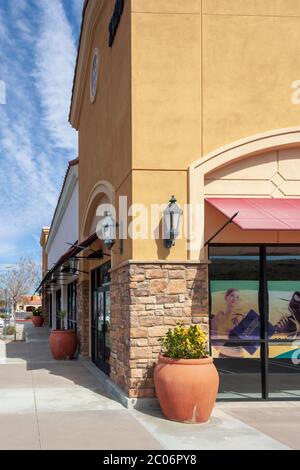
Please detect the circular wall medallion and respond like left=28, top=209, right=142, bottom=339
left=90, top=48, right=99, bottom=103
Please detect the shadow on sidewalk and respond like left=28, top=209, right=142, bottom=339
left=4, top=324, right=115, bottom=403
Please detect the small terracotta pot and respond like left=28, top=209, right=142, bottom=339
left=49, top=330, right=78, bottom=360
left=154, top=355, right=219, bottom=424
left=32, top=316, right=44, bottom=328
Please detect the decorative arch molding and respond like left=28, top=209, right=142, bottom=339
left=188, top=127, right=300, bottom=260
left=81, top=180, right=115, bottom=239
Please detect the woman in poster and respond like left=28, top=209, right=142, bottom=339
left=211, top=288, right=245, bottom=358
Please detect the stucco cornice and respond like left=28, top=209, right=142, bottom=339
left=45, top=166, right=78, bottom=255
left=69, top=0, right=106, bottom=130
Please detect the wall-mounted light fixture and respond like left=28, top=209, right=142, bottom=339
left=70, top=257, right=79, bottom=274
left=99, top=211, right=123, bottom=254
left=69, top=257, right=89, bottom=276
left=163, top=195, right=183, bottom=249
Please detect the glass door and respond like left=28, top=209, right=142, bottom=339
left=97, top=285, right=110, bottom=373
left=266, top=248, right=300, bottom=398
left=67, top=281, right=77, bottom=332
left=91, top=263, right=111, bottom=375
left=209, top=246, right=263, bottom=399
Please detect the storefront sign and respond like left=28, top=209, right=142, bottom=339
left=109, top=0, right=124, bottom=47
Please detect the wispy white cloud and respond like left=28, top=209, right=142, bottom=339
left=15, top=18, right=34, bottom=43
left=0, top=80, right=5, bottom=104
left=9, top=0, right=27, bottom=17
left=34, top=0, right=78, bottom=151
left=0, top=0, right=79, bottom=265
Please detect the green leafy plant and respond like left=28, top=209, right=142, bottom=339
left=32, top=308, right=42, bottom=317
left=159, top=323, right=208, bottom=359
left=57, top=310, right=66, bottom=330
left=6, top=325, right=15, bottom=336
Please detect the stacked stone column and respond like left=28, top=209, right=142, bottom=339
left=110, top=262, right=209, bottom=399
left=42, top=289, right=50, bottom=326
left=77, top=280, right=90, bottom=357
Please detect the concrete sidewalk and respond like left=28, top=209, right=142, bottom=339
left=0, top=324, right=298, bottom=450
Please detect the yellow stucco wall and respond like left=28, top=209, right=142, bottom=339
left=75, top=0, right=300, bottom=264
left=78, top=0, right=132, bottom=262
left=131, top=1, right=201, bottom=170
left=130, top=0, right=300, bottom=260
left=202, top=11, right=300, bottom=154
left=131, top=170, right=187, bottom=259
left=131, top=0, right=300, bottom=167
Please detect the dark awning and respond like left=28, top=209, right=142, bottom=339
left=36, top=232, right=98, bottom=293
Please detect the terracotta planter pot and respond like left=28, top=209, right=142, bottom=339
left=32, top=316, right=44, bottom=328
left=49, top=330, right=78, bottom=360
left=154, top=355, right=219, bottom=424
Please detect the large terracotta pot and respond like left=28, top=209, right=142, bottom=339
left=154, top=355, right=219, bottom=423
left=32, top=316, right=44, bottom=327
left=49, top=330, right=78, bottom=360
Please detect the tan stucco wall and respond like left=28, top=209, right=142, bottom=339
left=78, top=0, right=132, bottom=262
left=202, top=9, right=300, bottom=154
left=130, top=0, right=300, bottom=260
left=202, top=0, right=300, bottom=16
left=131, top=170, right=187, bottom=260
left=131, top=0, right=201, bottom=170
left=40, top=228, right=49, bottom=276
left=75, top=0, right=300, bottom=265
left=131, top=0, right=300, bottom=166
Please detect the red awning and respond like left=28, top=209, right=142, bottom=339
left=206, top=198, right=300, bottom=230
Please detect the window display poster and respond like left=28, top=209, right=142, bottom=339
left=210, top=280, right=300, bottom=359
left=210, top=280, right=260, bottom=358
left=268, top=281, right=300, bottom=359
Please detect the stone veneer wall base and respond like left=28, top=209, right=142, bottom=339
left=110, top=261, right=209, bottom=399
left=77, top=279, right=90, bottom=356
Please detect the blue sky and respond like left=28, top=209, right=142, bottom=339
left=0, top=0, right=84, bottom=270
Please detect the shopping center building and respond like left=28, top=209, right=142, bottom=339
left=39, top=0, right=300, bottom=401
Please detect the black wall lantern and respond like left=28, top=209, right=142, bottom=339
left=70, top=257, right=79, bottom=274
left=163, top=195, right=183, bottom=249
left=99, top=211, right=117, bottom=250
left=98, top=211, right=123, bottom=254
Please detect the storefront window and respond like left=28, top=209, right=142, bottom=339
left=267, top=251, right=300, bottom=398
left=67, top=281, right=77, bottom=332
left=209, top=247, right=262, bottom=400
left=209, top=245, right=300, bottom=400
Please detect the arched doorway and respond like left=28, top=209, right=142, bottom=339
left=79, top=181, right=114, bottom=373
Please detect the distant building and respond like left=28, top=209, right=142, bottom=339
left=17, top=295, right=42, bottom=312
